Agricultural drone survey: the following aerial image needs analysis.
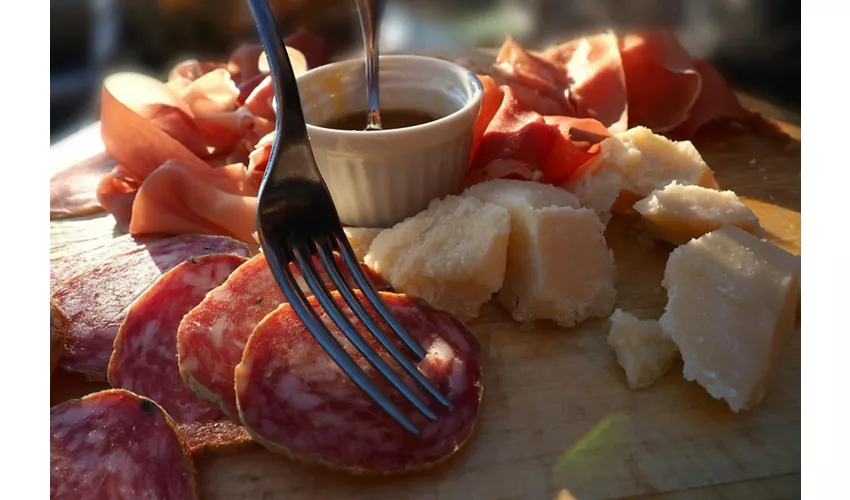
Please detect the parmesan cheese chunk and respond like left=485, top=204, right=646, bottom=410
left=564, top=127, right=719, bottom=223
left=634, top=182, right=764, bottom=245
left=660, top=225, right=801, bottom=412
left=607, top=309, right=678, bottom=389
left=365, top=195, right=510, bottom=321
left=343, top=227, right=384, bottom=262
left=463, top=179, right=617, bottom=328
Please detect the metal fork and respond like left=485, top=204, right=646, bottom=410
left=246, top=0, right=453, bottom=436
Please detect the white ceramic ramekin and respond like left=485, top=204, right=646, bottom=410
left=296, top=55, right=484, bottom=228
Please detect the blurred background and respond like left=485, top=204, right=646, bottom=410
left=50, top=0, right=799, bottom=143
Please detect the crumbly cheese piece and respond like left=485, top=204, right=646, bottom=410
left=633, top=182, right=764, bottom=245
left=343, top=227, right=384, bottom=262
left=659, top=225, right=801, bottom=412
left=564, top=126, right=719, bottom=223
left=463, top=179, right=616, bottom=328
left=365, top=195, right=510, bottom=321
left=607, top=309, right=678, bottom=389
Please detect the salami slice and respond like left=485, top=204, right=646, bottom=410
left=50, top=234, right=147, bottom=289
left=51, top=299, right=68, bottom=375
left=50, top=389, right=198, bottom=499
left=52, top=234, right=252, bottom=377
left=234, top=290, right=483, bottom=473
left=108, top=254, right=253, bottom=456
left=177, top=252, right=390, bottom=420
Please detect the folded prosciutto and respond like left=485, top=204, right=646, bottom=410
left=53, top=28, right=761, bottom=243
left=49, top=30, right=326, bottom=223
left=465, top=30, right=750, bottom=186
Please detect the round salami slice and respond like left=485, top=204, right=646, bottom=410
left=51, top=299, right=68, bottom=375
left=50, top=389, right=198, bottom=499
left=177, top=252, right=390, bottom=420
left=52, top=233, right=252, bottom=377
left=234, top=290, right=483, bottom=473
left=108, top=253, right=253, bottom=456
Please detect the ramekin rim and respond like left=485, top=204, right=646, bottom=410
left=297, top=54, right=484, bottom=139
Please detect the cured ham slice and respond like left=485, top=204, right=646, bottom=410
left=228, top=29, right=321, bottom=84
left=243, top=76, right=276, bottom=121
left=57, top=29, right=754, bottom=246
left=50, top=153, right=117, bottom=219
left=619, top=31, right=702, bottom=132
left=168, top=59, right=227, bottom=89
left=463, top=29, right=757, bottom=191
left=50, top=389, right=198, bottom=499
left=474, top=30, right=748, bottom=142
left=51, top=234, right=251, bottom=377
left=108, top=254, right=253, bottom=456
left=669, top=60, right=747, bottom=140
left=281, top=28, right=329, bottom=70
left=467, top=85, right=610, bottom=186
left=235, top=291, right=483, bottom=473
left=543, top=32, right=628, bottom=133
left=100, top=72, right=210, bottom=183
left=128, top=160, right=260, bottom=243
left=94, top=43, right=307, bottom=238
left=177, top=253, right=389, bottom=420
left=494, top=38, right=569, bottom=96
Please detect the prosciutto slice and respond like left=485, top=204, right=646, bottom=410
left=50, top=153, right=117, bottom=219
left=467, top=84, right=610, bottom=187
left=618, top=31, right=703, bottom=132
left=543, top=32, right=629, bottom=133
left=94, top=46, right=307, bottom=236
left=465, top=29, right=757, bottom=186
left=50, top=28, right=759, bottom=243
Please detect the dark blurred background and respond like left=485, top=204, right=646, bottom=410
left=50, top=0, right=799, bottom=144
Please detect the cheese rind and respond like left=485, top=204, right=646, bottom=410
left=607, top=309, right=678, bottom=389
left=659, top=225, right=801, bottom=412
left=343, top=227, right=384, bottom=262
left=365, top=195, right=510, bottom=321
left=463, top=179, right=617, bottom=328
left=633, top=182, right=764, bottom=245
left=565, top=126, right=719, bottom=223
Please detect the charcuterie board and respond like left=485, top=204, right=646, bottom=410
left=49, top=50, right=801, bottom=498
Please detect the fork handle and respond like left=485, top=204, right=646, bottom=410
left=246, top=0, right=307, bottom=141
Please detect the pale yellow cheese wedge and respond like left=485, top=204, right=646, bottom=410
left=365, top=195, right=510, bottom=321
left=659, top=225, right=801, bottom=412
left=564, top=126, right=719, bottom=223
left=343, top=227, right=384, bottom=262
left=633, top=182, right=764, bottom=245
left=607, top=309, right=678, bottom=389
left=463, top=179, right=617, bottom=328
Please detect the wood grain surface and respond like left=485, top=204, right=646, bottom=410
left=49, top=67, right=801, bottom=499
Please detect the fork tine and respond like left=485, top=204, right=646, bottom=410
left=332, top=229, right=429, bottom=361
left=263, top=239, right=420, bottom=435
left=292, top=241, right=438, bottom=420
left=317, top=236, right=454, bottom=410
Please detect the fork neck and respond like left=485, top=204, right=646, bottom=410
left=246, top=0, right=308, bottom=141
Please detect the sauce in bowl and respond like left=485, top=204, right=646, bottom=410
left=320, top=108, right=441, bottom=131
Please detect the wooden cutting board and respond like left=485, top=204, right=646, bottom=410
left=49, top=63, right=801, bottom=499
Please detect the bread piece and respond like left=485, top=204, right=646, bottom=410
left=343, top=227, right=384, bottom=262
left=50, top=298, right=67, bottom=375
left=660, top=225, right=801, bottom=412
left=463, top=179, right=616, bottom=327
left=365, top=195, right=510, bottom=321
left=564, top=126, right=719, bottom=223
left=634, top=182, right=764, bottom=245
left=607, top=309, right=678, bottom=389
